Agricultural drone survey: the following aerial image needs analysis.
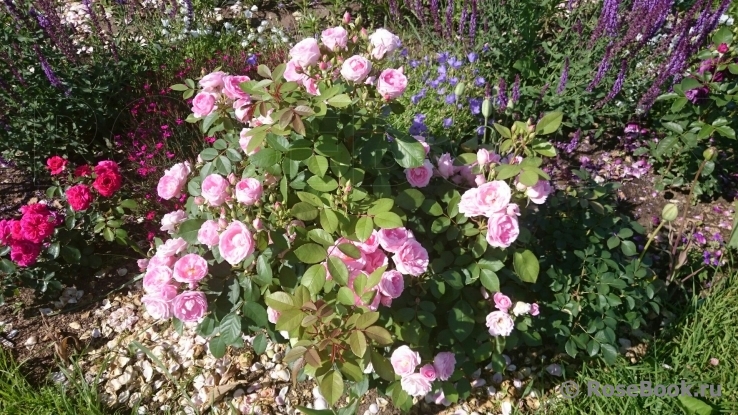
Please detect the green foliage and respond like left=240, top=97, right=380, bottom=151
left=530, top=169, right=665, bottom=364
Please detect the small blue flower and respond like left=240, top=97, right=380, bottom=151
left=449, top=77, right=459, bottom=86
left=410, top=60, right=420, bottom=68
left=443, top=118, right=453, bottom=128
left=438, top=65, right=447, bottom=75
left=468, top=53, right=478, bottom=63
left=477, top=126, right=485, bottom=135
left=409, top=121, right=428, bottom=136
left=451, top=59, right=463, bottom=69
left=437, top=73, right=447, bottom=83
left=445, top=93, right=456, bottom=104
left=400, top=48, right=408, bottom=57
left=429, top=79, right=440, bottom=88
left=437, top=87, right=446, bottom=95
left=437, top=52, right=449, bottom=64
left=414, top=113, right=427, bottom=123
left=246, top=54, right=258, bottom=65
left=474, top=77, right=486, bottom=87
left=469, top=98, right=482, bottom=115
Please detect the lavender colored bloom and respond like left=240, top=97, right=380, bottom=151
left=184, top=0, right=194, bottom=29
left=449, top=77, right=459, bottom=86
left=566, top=129, right=581, bottom=153
left=587, top=46, right=613, bottom=92
left=703, top=250, right=711, bottom=265
left=451, top=59, right=463, bottom=69
left=389, top=0, right=399, bottom=22
left=438, top=64, right=447, bottom=75
left=459, top=0, right=468, bottom=37
left=497, top=78, right=507, bottom=110
left=414, top=113, right=427, bottom=123
left=591, top=0, right=621, bottom=44
left=601, top=59, right=627, bottom=105
left=247, top=54, right=258, bottom=65
left=410, top=60, right=420, bottom=68
left=468, top=53, right=478, bottom=63
left=437, top=52, right=449, bottom=64
left=445, top=93, right=457, bottom=104
left=410, top=121, right=428, bottom=136
left=474, top=76, right=486, bottom=87
left=431, top=0, right=441, bottom=34
left=443, top=118, right=453, bottom=128
left=469, top=98, right=482, bottom=115
left=557, top=57, right=569, bottom=94
left=476, top=126, right=485, bottom=135
left=694, top=232, right=707, bottom=245
left=469, top=0, right=478, bottom=45
left=511, top=74, right=521, bottom=103
left=429, top=79, right=441, bottom=88
left=445, top=0, right=454, bottom=39
left=35, top=47, right=62, bottom=89
left=437, top=87, right=446, bottom=95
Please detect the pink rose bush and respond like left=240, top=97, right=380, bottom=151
left=150, top=21, right=566, bottom=411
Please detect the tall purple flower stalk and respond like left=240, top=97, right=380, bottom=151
left=430, top=0, right=441, bottom=34
left=497, top=78, right=507, bottom=111
left=2, top=0, right=23, bottom=24
left=511, top=74, right=520, bottom=103
left=590, top=0, right=621, bottom=46
left=35, top=0, right=78, bottom=62
left=82, top=0, right=118, bottom=61
left=587, top=45, right=613, bottom=92
left=184, top=0, right=194, bottom=29
left=34, top=46, right=62, bottom=89
left=458, top=0, right=468, bottom=37
left=414, top=0, right=425, bottom=23
left=599, top=59, right=627, bottom=106
left=469, top=0, right=478, bottom=46
left=557, top=57, right=569, bottom=94
left=445, top=0, right=454, bottom=39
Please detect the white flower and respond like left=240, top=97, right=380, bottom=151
left=161, top=18, right=169, bottom=27
left=500, top=401, right=513, bottom=415
left=511, top=301, right=531, bottom=316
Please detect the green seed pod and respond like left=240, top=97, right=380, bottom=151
left=661, top=203, right=678, bottom=222
left=481, top=98, right=492, bottom=118
left=454, top=82, right=466, bottom=99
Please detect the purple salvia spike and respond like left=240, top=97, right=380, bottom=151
left=414, top=0, right=425, bottom=24
left=34, top=46, right=62, bottom=89
left=599, top=59, right=627, bottom=106
left=445, top=0, right=454, bottom=39
left=497, top=78, right=507, bottom=111
left=512, top=74, right=520, bottom=103
left=459, top=0, right=468, bottom=37
left=389, top=0, right=399, bottom=23
left=587, top=45, right=613, bottom=92
left=469, top=0, right=478, bottom=46
left=431, top=0, right=441, bottom=35
left=557, top=57, right=569, bottom=94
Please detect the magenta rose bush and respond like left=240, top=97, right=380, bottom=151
left=0, top=157, right=141, bottom=303
left=136, top=18, right=563, bottom=411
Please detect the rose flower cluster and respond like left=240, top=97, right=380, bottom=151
left=0, top=203, right=61, bottom=267
left=47, top=156, right=124, bottom=211
left=391, top=346, right=456, bottom=397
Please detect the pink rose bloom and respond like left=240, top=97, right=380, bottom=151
left=475, top=181, right=512, bottom=216
left=340, top=55, right=372, bottom=82
left=414, top=136, right=430, bottom=155
left=160, top=210, right=187, bottom=233
left=486, top=311, right=515, bottom=337
left=321, top=26, right=348, bottom=51
left=486, top=212, right=520, bottom=248
left=191, top=92, right=217, bottom=118
left=380, top=294, right=393, bottom=308
left=433, top=352, right=456, bottom=381
left=283, top=60, right=308, bottom=83
left=201, top=174, right=229, bottom=206
left=376, top=68, right=408, bottom=100
left=235, top=178, right=263, bottom=205
left=173, top=253, right=209, bottom=285
left=10, top=240, right=41, bottom=267
left=530, top=303, right=540, bottom=316
left=328, top=239, right=366, bottom=272
left=267, top=306, right=281, bottom=324
left=526, top=180, right=552, bottom=204
left=405, top=159, right=433, bottom=188
left=368, top=28, right=401, bottom=59
left=157, top=173, right=186, bottom=200
left=377, top=228, right=412, bottom=253
left=239, top=128, right=261, bottom=155
left=234, top=98, right=253, bottom=123
left=477, top=148, right=491, bottom=165
left=222, top=75, right=250, bottom=100
left=198, top=71, right=226, bottom=92
left=392, top=239, right=429, bottom=276
left=137, top=258, right=149, bottom=271
left=419, top=364, right=437, bottom=381
left=436, top=153, right=455, bottom=179
left=46, top=156, right=67, bottom=175
left=172, top=290, right=208, bottom=322
left=288, top=38, right=321, bottom=68
left=155, top=237, right=187, bottom=257
left=475, top=174, right=486, bottom=186
left=251, top=109, right=274, bottom=127
left=197, top=220, right=220, bottom=247
left=401, top=373, right=432, bottom=397
left=493, top=292, right=512, bottom=312
left=303, top=78, right=320, bottom=96
left=252, top=218, right=264, bottom=231
left=390, top=345, right=420, bottom=377
left=219, top=221, right=255, bottom=265
left=356, top=230, right=380, bottom=253
left=363, top=249, right=388, bottom=274
left=66, top=184, right=93, bottom=211
left=507, top=203, right=521, bottom=216
left=378, top=270, right=404, bottom=299
left=143, top=265, right=173, bottom=293
left=142, top=294, right=173, bottom=320
left=149, top=254, right=176, bottom=268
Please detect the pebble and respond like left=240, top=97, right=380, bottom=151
left=368, top=403, right=379, bottom=414
left=91, top=328, right=101, bottom=338
left=69, top=322, right=81, bottom=330
left=271, top=369, right=289, bottom=381
left=24, top=336, right=38, bottom=347
left=117, top=268, right=128, bottom=276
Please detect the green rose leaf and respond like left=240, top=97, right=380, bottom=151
left=319, top=370, right=344, bottom=406
left=294, top=243, right=328, bottom=264
left=373, top=212, right=403, bottom=229
left=301, top=264, right=327, bottom=295
left=327, top=256, right=349, bottom=286
left=513, top=249, right=539, bottom=283
left=447, top=301, right=475, bottom=341
left=265, top=292, right=295, bottom=311
left=219, top=313, right=242, bottom=345
left=535, top=111, right=563, bottom=135
left=388, top=130, right=425, bottom=169
left=250, top=148, right=281, bottom=168
left=209, top=336, right=227, bottom=358
left=355, top=216, right=374, bottom=242
left=178, top=219, right=206, bottom=244
left=242, top=301, right=268, bottom=327
left=291, top=202, right=320, bottom=221
left=337, top=287, right=356, bottom=305
left=349, top=331, right=367, bottom=358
